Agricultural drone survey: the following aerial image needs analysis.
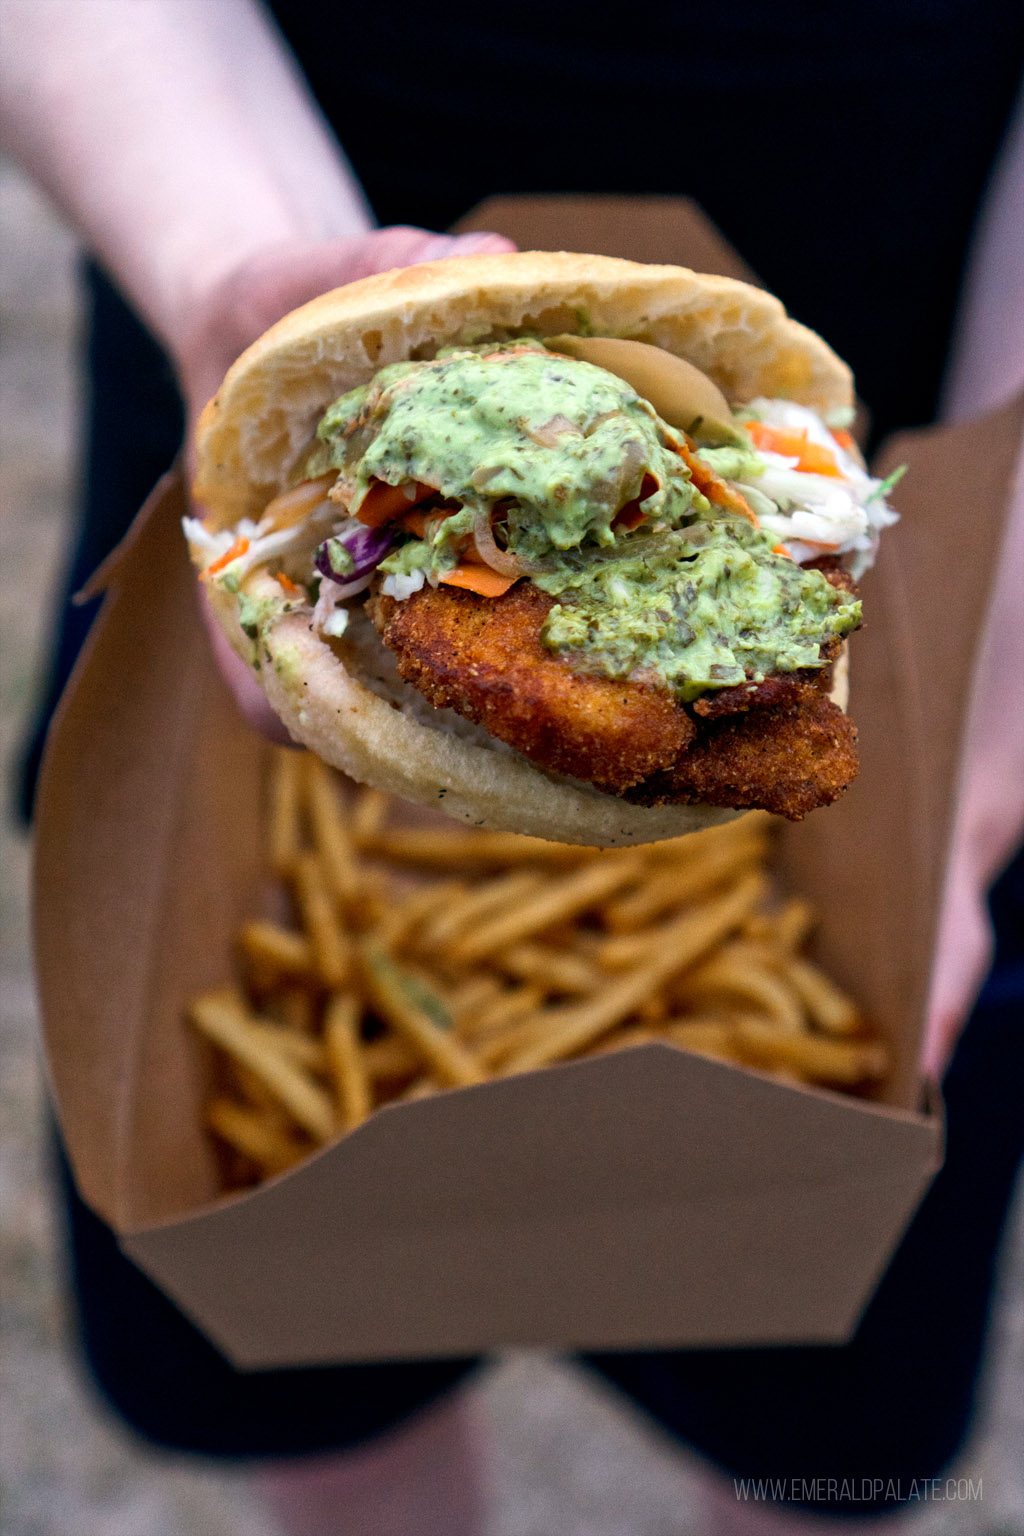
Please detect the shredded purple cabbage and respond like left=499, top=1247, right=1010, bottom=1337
left=314, top=524, right=393, bottom=588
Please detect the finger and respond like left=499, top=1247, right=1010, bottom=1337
left=356, top=227, right=514, bottom=273
left=415, top=231, right=516, bottom=259
left=181, top=228, right=517, bottom=417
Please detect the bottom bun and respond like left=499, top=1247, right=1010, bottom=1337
left=214, top=576, right=848, bottom=848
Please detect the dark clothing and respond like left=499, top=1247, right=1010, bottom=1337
left=274, top=0, right=1024, bottom=443
left=18, top=3, right=1024, bottom=1514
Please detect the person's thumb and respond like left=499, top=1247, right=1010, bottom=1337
left=432, top=231, right=516, bottom=257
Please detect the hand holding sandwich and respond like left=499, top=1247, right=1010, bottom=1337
left=176, top=230, right=514, bottom=740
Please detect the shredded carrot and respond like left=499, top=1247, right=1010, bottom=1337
left=478, top=345, right=542, bottom=362
left=398, top=510, right=430, bottom=538
left=613, top=502, right=647, bottom=530
left=745, top=421, right=842, bottom=478
left=439, top=565, right=519, bottom=598
left=275, top=572, right=302, bottom=596
left=200, top=536, right=249, bottom=581
left=458, top=537, right=490, bottom=566
left=613, top=472, right=658, bottom=530
left=356, top=479, right=437, bottom=528
left=676, top=438, right=758, bottom=525
left=772, top=543, right=793, bottom=559
left=830, top=428, right=856, bottom=453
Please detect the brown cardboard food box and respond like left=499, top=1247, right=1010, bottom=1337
left=33, top=199, right=1023, bottom=1367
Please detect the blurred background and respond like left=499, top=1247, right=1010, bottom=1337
left=2, top=154, right=1022, bottom=1536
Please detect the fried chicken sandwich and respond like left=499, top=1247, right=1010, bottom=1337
left=188, top=253, right=900, bottom=846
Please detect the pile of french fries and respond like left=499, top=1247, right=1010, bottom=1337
left=190, top=749, right=889, bottom=1187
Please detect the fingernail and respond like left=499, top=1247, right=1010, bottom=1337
left=452, top=232, right=515, bottom=254
left=415, top=235, right=460, bottom=261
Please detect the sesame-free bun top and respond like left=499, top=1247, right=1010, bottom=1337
left=190, top=252, right=854, bottom=846
left=193, top=250, right=853, bottom=532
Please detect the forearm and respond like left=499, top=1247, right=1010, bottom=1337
left=0, top=0, right=372, bottom=355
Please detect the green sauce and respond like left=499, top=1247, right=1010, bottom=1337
left=312, top=345, right=861, bottom=700
left=315, top=341, right=697, bottom=563
left=535, top=524, right=859, bottom=703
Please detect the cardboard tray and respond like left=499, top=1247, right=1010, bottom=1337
left=33, top=198, right=1022, bottom=1367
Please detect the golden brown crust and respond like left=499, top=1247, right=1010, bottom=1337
left=371, top=580, right=856, bottom=815
left=369, top=582, right=695, bottom=792
left=626, top=693, right=860, bottom=820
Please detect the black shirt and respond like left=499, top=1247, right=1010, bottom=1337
left=272, top=0, right=1024, bottom=437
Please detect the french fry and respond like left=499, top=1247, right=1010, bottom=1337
left=665, top=1019, right=743, bottom=1062
left=597, top=902, right=777, bottom=973
left=351, top=786, right=388, bottom=848
left=461, top=983, right=547, bottom=1041
left=362, top=946, right=486, bottom=1087
left=583, top=1025, right=659, bottom=1056
left=362, top=1033, right=421, bottom=1083
left=273, top=985, right=317, bottom=1034
left=364, top=828, right=594, bottom=870
left=476, top=1013, right=551, bottom=1069
left=597, top=920, right=674, bottom=972
left=503, top=874, right=766, bottom=1072
left=401, top=1078, right=441, bottom=1102
left=784, top=956, right=862, bottom=1035
left=305, top=756, right=362, bottom=907
left=293, top=852, right=351, bottom=987
left=741, top=913, right=774, bottom=943
left=191, top=989, right=335, bottom=1141
left=230, top=1061, right=286, bottom=1115
left=195, top=758, right=889, bottom=1192
left=635, top=991, right=669, bottom=1024
left=355, top=870, right=393, bottom=934
left=421, top=870, right=547, bottom=951
left=733, top=1017, right=889, bottom=1084
left=680, top=949, right=805, bottom=1033
left=375, top=879, right=465, bottom=950
left=448, top=972, right=505, bottom=1023
left=603, top=834, right=767, bottom=933
left=772, top=897, right=816, bottom=952
left=324, top=994, right=372, bottom=1132
left=497, top=943, right=600, bottom=995
left=268, top=748, right=303, bottom=878
left=246, top=1019, right=327, bottom=1072
left=448, top=856, right=643, bottom=964
left=238, top=919, right=315, bottom=979
left=205, top=1097, right=310, bottom=1176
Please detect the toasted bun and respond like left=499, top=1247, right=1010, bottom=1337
left=193, top=252, right=854, bottom=846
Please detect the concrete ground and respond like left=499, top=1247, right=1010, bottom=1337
left=2, top=158, right=1021, bottom=1536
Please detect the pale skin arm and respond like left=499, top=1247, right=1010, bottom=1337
left=0, top=0, right=509, bottom=398
left=0, top=0, right=512, bottom=737
left=925, top=83, right=1024, bottom=1075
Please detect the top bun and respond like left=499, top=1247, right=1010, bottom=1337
left=193, top=251, right=852, bottom=531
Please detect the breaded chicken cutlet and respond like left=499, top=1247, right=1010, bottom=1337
left=369, top=575, right=859, bottom=821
